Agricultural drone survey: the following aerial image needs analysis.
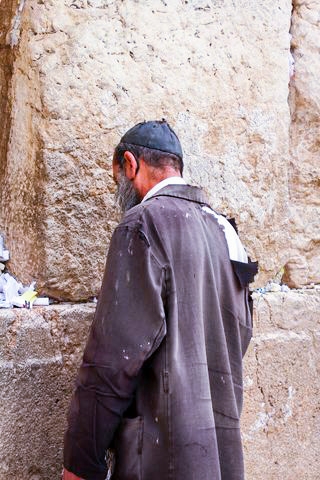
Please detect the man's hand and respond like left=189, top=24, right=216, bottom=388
left=62, top=467, right=84, bottom=480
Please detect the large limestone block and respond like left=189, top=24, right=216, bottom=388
left=0, top=304, right=95, bottom=480
left=0, top=291, right=319, bottom=479
left=286, top=0, right=320, bottom=287
left=253, top=288, right=320, bottom=334
left=1, top=0, right=293, bottom=300
left=243, top=290, right=320, bottom=479
left=243, top=332, right=320, bottom=480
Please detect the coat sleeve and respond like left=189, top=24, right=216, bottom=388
left=64, top=225, right=167, bottom=480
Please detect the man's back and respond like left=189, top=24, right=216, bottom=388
left=107, top=184, right=252, bottom=479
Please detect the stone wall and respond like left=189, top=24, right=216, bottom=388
left=0, top=1, right=319, bottom=479
left=0, top=304, right=94, bottom=480
left=242, top=289, right=320, bottom=479
left=1, top=291, right=319, bottom=479
left=2, top=0, right=317, bottom=301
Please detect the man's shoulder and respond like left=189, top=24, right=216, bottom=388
left=117, top=184, right=209, bottom=233
left=119, top=197, right=170, bottom=228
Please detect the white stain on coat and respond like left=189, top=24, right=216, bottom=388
left=128, top=239, right=133, bottom=255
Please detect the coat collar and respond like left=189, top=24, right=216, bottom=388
left=146, top=184, right=210, bottom=206
left=142, top=177, right=186, bottom=203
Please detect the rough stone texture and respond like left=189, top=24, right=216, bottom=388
left=0, top=0, right=296, bottom=300
left=284, top=0, right=320, bottom=288
left=0, top=304, right=95, bottom=480
left=0, top=2, right=45, bottom=290
left=0, top=291, right=319, bottom=479
left=243, top=289, right=320, bottom=479
left=0, top=3, right=319, bottom=477
left=0, top=0, right=19, bottom=229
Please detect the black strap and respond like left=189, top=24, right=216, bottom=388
left=231, top=259, right=259, bottom=288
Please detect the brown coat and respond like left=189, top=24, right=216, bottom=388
left=64, top=185, right=256, bottom=480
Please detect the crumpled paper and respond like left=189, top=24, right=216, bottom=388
left=0, top=234, right=49, bottom=308
left=0, top=273, right=36, bottom=308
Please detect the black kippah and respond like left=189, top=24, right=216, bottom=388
left=120, top=120, right=183, bottom=159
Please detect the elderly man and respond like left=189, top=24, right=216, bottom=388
left=63, top=120, right=258, bottom=480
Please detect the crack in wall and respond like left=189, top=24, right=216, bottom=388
left=282, top=0, right=312, bottom=288
left=254, top=344, right=268, bottom=410
left=286, top=0, right=297, bottom=212
left=288, top=0, right=297, bottom=155
left=282, top=0, right=319, bottom=288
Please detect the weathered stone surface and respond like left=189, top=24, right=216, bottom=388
left=0, top=0, right=295, bottom=300
left=243, top=331, right=320, bottom=480
left=243, top=292, right=320, bottom=479
left=285, top=0, right=320, bottom=287
left=0, top=2, right=318, bottom=479
left=0, top=0, right=19, bottom=229
left=252, top=287, right=320, bottom=333
left=244, top=289, right=320, bottom=479
left=0, top=304, right=95, bottom=480
left=0, top=291, right=319, bottom=479
left=0, top=0, right=46, bottom=292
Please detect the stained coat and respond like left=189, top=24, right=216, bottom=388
left=64, top=185, right=257, bottom=480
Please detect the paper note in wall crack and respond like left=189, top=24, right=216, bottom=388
left=12, top=290, right=38, bottom=308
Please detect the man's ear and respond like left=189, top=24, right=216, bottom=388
left=123, top=151, right=138, bottom=180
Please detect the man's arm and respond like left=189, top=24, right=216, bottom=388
left=64, top=225, right=166, bottom=480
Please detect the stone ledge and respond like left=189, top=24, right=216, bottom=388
left=0, top=291, right=319, bottom=479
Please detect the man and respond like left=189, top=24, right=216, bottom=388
left=63, top=120, right=258, bottom=480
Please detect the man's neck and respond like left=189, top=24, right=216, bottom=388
left=141, top=176, right=186, bottom=203
left=133, top=159, right=182, bottom=200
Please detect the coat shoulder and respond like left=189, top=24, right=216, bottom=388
left=119, top=196, right=177, bottom=229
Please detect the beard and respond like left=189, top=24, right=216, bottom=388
left=115, top=171, right=141, bottom=213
